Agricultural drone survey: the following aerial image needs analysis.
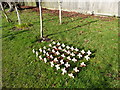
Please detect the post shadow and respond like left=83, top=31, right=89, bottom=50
left=46, top=20, right=98, bottom=37
left=2, top=30, right=29, bottom=39
left=62, top=16, right=89, bottom=25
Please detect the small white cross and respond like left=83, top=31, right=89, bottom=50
left=57, top=42, right=61, bottom=46
left=46, top=52, right=49, bottom=56
left=62, top=43, right=65, bottom=47
left=39, top=55, right=42, bottom=60
left=58, top=46, right=62, bottom=50
left=87, top=50, right=92, bottom=56
left=71, top=52, right=75, bottom=56
left=54, top=58, right=58, bottom=62
left=65, top=62, right=70, bottom=68
left=61, top=68, right=67, bottom=75
left=53, top=46, right=57, bottom=49
left=80, top=62, right=86, bottom=67
left=52, top=41, right=56, bottom=44
left=56, top=51, right=60, bottom=55
left=50, top=61, right=54, bottom=67
left=64, top=50, right=67, bottom=53
left=39, top=48, right=42, bottom=52
left=60, top=60, right=64, bottom=64
left=55, top=64, right=60, bottom=70
left=68, top=73, right=74, bottom=78
left=70, top=46, right=74, bottom=51
left=72, top=58, right=77, bottom=62
left=66, top=50, right=71, bottom=54
left=77, top=53, right=82, bottom=58
left=81, top=50, right=85, bottom=54
left=73, top=67, right=79, bottom=72
left=50, top=55, right=53, bottom=59
left=67, top=56, right=71, bottom=60
left=43, top=50, right=46, bottom=54
left=61, top=54, right=65, bottom=57
left=36, top=51, right=39, bottom=57
left=49, top=44, right=52, bottom=47
left=43, top=46, right=46, bottom=49
left=43, top=58, right=47, bottom=63
left=66, top=46, right=70, bottom=49
left=48, top=48, right=51, bottom=51
left=74, top=48, right=79, bottom=52
left=84, top=55, right=90, bottom=61
left=52, top=49, right=55, bottom=53
left=32, top=49, right=35, bottom=53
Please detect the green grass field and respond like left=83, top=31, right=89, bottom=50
left=2, top=9, right=119, bottom=88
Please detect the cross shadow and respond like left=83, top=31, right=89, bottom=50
left=47, top=20, right=98, bottom=37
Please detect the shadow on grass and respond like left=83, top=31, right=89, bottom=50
left=43, top=17, right=58, bottom=22
left=0, top=25, right=8, bottom=28
left=43, top=13, right=88, bottom=23
left=47, top=20, right=98, bottom=37
left=62, top=16, right=89, bottom=25
left=62, top=13, right=80, bottom=18
left=2, top=30, right=29, bottom=40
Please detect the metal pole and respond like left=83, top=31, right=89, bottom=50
left=39, top=0, right=43, bottom=38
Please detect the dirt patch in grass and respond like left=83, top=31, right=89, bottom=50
left=10, top=23, right=33, bottom=31
left=92, top=16, right=116, bottom=21
left=20, top=6, right=116, bottom=22
left=21, top=6, right=36, bottom=9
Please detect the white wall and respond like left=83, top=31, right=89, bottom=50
left=41, top=0, right=119, bottom=16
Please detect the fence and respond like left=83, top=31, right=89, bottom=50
left=23, top=0, right=119, bottom=16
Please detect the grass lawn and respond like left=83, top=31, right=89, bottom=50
left=2, top=9, right=119, bottom=88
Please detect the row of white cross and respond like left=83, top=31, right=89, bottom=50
left=33, top=41, right=92, bottom=78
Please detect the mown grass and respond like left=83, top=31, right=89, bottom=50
left=2, top=9, right=119, bottom=88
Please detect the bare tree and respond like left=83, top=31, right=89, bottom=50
left=14, top=2, right=21, bottom=25
left=0, top=2, right=12, bottom=22
left=7, top=2, right=23, bottom=12
left=7, top=2, right=14, bottom=12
